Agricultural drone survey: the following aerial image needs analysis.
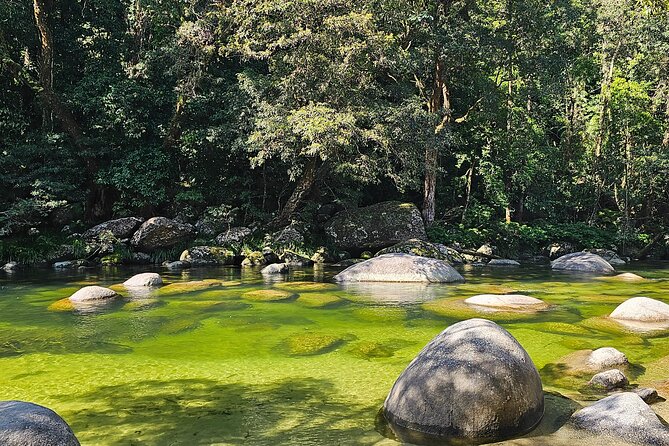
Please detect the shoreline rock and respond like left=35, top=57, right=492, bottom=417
left=334, top=253, right=464, bottom=283
left=0, top=401, right=80, bottom=445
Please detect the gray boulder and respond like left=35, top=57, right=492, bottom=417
left=569, top=393, right=669, bottom=445
left=69, top=286, right=118, bottom=302
left=546, top=242, right=577, bottom=259
left=383, top=319, right=544, bottom=444
left=130, top=217, right=195, bottom=251
left=551, top=252, right=615, bottom=274
left=334, top=253, right=464, bottom=283
left=325, top=201, right=426, bottom=253
left=180, top=246, right=235, bottom=266
left=610, top=297, right=669, bottom=322
left=464, top=294, right=546, bottom=310
left=586, top=347, right=628, bottom=370
left=215, top=227, right=252, bottom=246
left=375, top=239, right=450, bottom=261
left=488, top=259, right=521, bottom=266
left=261, top=263, right=288, bottom=275
left=270, top=224, right=306, bottom=246
left=584, top=248, right=626, bottom=266
left=162, top=260, right=189, bottom=270
left=83, top=217, right=144, bottom=241
left=282, top=250, right=314, bottom=266
left=123, top=273, right=162, bottom=287
left=587, top=369, right=628, bottom=390
left=0, top=401, right=80, bottom=446
left=635, top=388, right=662, bottom=405
left=2, top=262, right=19, bottom=271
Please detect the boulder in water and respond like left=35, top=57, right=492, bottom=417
left=464, top=294, right=546, bottom=310
left=0, top=401, right=80, bottom=446
left=587, top=369, right=628, bottom=390
left=586, top=347, right=628, bottom=370
left=130, top=217, right=195, bottom=251
left=610, top=297, right=669, bottom=322
left=83, top=217, right=144, bottom=241
left=334, top=253, right=463, bottom=283
left=123, top=273, right=162, bottom=287
left=487, top=258, right=521, bottom=266
left=261, top=263, right=288, bottom=275
left=551, top=252, right=614, bottom=274
left=383, top=318, right=544, bottom=444
left=69, top=286, right=118, bottom=302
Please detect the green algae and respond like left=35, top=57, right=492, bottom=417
left=2, top=265, right=669, bottom=445
left=242, top=289, right=296, bottom=302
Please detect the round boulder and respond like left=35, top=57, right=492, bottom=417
left=334, top=253, right=464, bottom=283
left=610, top=297, right=669, bottom=322
left=82, top=217, right=144, bottom=241
left=487, top=259, right=521, bottom=266
left=383, top=318, right=544, bottom=444
left=464, top=294, right=546, bottom=310
left=551, top=252, right=615, bottom=274
left=69, top=286, right=118, bottom=303
left=261, top=263, right=288, bottom=275
left=569, top=393, right=669, bottom=445
left=586, top=347, right=628, bottom=370
left=0, top=401, right=80, bottom=445
left=123, top=273, right=162, bottom=287
left=587, top=369, right=628, bottom=390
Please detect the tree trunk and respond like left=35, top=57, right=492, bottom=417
left=594, top=39, right=621, bottom=158
left=270, top=157, right=319, bottom=228
left=33, top=0, right=53, bottom=130
left=663, top=93, right=669, bottom=148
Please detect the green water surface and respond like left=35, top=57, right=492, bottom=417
left=1, top=264, right=668, bottom=445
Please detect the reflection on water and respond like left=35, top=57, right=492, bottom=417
left=0, top=263, right=668, bottom=445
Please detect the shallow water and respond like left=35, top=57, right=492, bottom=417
left=0, top=264, right=668, bottom=445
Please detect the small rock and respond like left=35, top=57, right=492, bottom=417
left=476, top=243, right=494, bottom=256
left=569, top=393, right=669, bottom=445
left=487, top=259, right=520, bottom=266
left=0, top=401, right=80, bottom=445
left=123, top=273, right=162, bottom=287
left=282, top=250, right=314, bottom=266
left=241, top=251, right=265, bottom=267
left=464, top=294, right=545, bottom=310
left=586, top=347, right=628, bottom=370
left=180, top=246, right=235, bottom=266
left=612, top=272, right=645, bottom=281
left=162, top=260, right=189, bottom=270
left=261, top=263, right=288, bottom=275
left=69, top=286, right=118, bottom=303
left=130, top=252, right=152, bottom=265
left=215, top=227, right=252, bottom=246
left=588, top=369, right=628, bottom=390
left=635, top=388, right=662, bottom=404
left=2, top=262, right=18, bottom=271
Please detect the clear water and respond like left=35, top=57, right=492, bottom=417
left=0, top=264, right=668, bottom=445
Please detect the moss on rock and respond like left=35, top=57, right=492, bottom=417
left=296, top=293, right=343, bottom=308
left=285, top=332, right=344, bottom=355
left=273, top=282, right=338, bottom=292
left=242, top=289, right=296, bottom=302
left=47, top=298, right=75, bottom=312
left=158, top=280, right=223, bottom=296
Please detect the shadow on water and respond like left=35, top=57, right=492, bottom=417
left=64, top=377, right=378, bottom=445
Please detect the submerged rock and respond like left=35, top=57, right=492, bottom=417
left=242, top=289, right=295, bottom=302
left=325, top=201, right=426, bottom=252
left=285, top=333, right=344, bottom=355
left=0, top=401, right=80, bottom=446
left=69, top=286, right=118, bottom=302
left=569, top=393, right=669, bottom=445
left=611, top=272, right=646, bottom=281
left=464, top=294, right=546, bottom=310
left=130, top=217, right=195, bottom=251
left=2, top=262, right=19, bottom=272
left=487, top=258, right=521, bottom=266
left=334, top=253, right=464, bottom=283
left=383, top=319, right=544, bottom=444
left=587, top=369, right=628, bottom=390
left=123, top=273, right=162, bottom=287
left=551, top=252, right=615, bottom=274
left=610, top=297, right=669, bottom=322
left=261, top=263, right=288, bottom=275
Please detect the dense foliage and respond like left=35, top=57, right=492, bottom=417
left=1, top=0, right=669, bottom=255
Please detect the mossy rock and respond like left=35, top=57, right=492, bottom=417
left=580, top=316, right=667, bottom=339
left=48, top=298, right=75, bottom=312
left=524, top=322, right=592, bottom=336
left=285, top=332, right=345, bottom=356
left=348, top=341, right=395, bottom=359
left=273, top=281, right=338, bottom=292
left=242, top=289, right=296, bottom=302
left=242, top=251, right=265, bottom=266
left=296, top=293, right=343, bottom=308
left=108, top=284, right=128, bottom=294
left=352, top=307, right=407, bottom=322
left=158, top=280, right=223, bottom=296
left=161, top=318, right=202, bottom=334
left=424, top=298, right=548, bottom=322
left=123, top=299, right=163, bottom=311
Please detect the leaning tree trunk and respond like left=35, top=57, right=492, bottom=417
left=33, top=0, right=53, bottom=130
left=270, top=157, right=319, bottom=228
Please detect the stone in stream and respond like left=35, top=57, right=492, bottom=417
left=261, top=263, right=288, bottom=275
left=612, top=272, right=646, bottom=281
left=551, top=252, right=615, bottom=274
left=587, top=369, right=628, bottom=390
left=82, top=217, right=144, bottom=241
left=334, top=253, right=464, bottom=283
left=123, top=273, right=162, bottom=287
left=464, top=294, right=546, bottom=310
left=487, top=258, right=521, bottom=266
left=0, top=401, right=81, bottom=445
left=383, top=319, right=544, bottom=444
left=130, top=217, right=196, bottom=251
left=610, top=297, right=669, bottom=322
left=635, top=388, right=662, bottom=405
left=69, top=286, right=118, bottom=302
left=586, top=347, right=628, bottom=370
left=569, top=393, right=669, bottom=445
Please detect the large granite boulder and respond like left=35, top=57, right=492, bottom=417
left=383, top=319, right=544, bottom=444
left=215, top=227, right=252, bottom=246
left=610, top=297, right=669, bottom=322
left=69, top=286, right=118, bottom=302
left=333, top=253, right=463, bottom=283
left=82, top=217, right=144, bottom=241
left=551, top=252, right=615, bottom=274
left=0, top=401, right=80, bottom=446
left=180, top=246, right=235, bottom=266
left=325, top=201, right=426, bottom=253
left=130, top=217, right=195, bottom=251
left=569, top=393, right=669, bottom=445
left=123, top=273, right=162, bottom=287
left=584, top=248, right=626, bottom=266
